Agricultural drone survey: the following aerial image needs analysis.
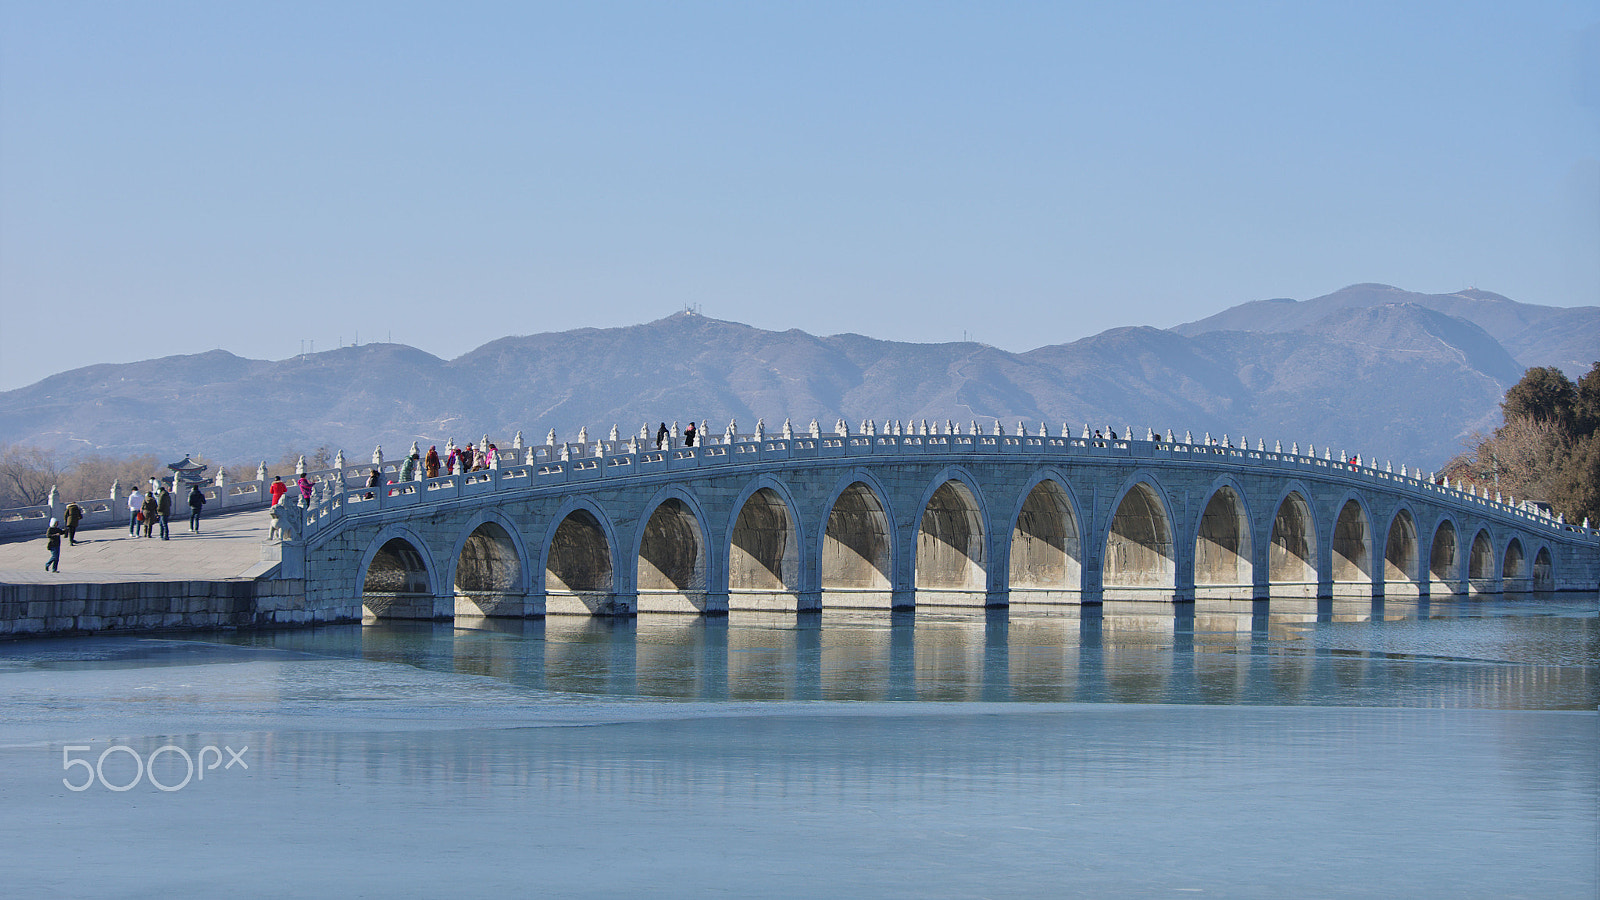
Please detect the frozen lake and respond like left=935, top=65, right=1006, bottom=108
left=1, top=594, right=1594, bottom=898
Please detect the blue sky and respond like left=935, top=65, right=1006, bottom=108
left=2, top=1, right=1596, bottom=392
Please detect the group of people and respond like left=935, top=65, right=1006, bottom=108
left=655, top=422, right=698, bottom=449
left=268, top=474, right=318, bottom=507
left=123, top=483, right=207, bottom=539
left=41, top=481, right=207, bottom=573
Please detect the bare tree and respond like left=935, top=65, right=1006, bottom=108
left=0, top=444, right=65, bottom=507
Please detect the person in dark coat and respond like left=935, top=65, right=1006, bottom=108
left=141, top=490, right=159, bottom=538
left=656, top=422, right=668, bottom=450
left=156, top=485, right=173, bottom=540
left=684, top=422, right=696, bottom=447
left=45, top=518, right=64, bottom=572
left=187, top=485, right=206, bottom=532
left=63, top=502, right=83, bottom=544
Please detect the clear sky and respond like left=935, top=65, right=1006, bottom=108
left=2, top=1, right=1596, bottom=392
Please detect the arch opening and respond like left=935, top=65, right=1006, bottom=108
left=821, top=482, right=893, bottom=602
left=1469, top=530, right=1495, bottom=590
left=1383, top=510, right=1421, bottom=597
left=915, top=479, right=986, bottom=597
left=1430, top=520, right=1459, bottom=593
left=1103, top=483, right=1174, bottom=599
left=363, top=537, right=435, bottom=619
left=1009, top=480, right=1081, bottom=598
left=637, top=498, right=706, bottom=597
left=1331, top=500, right=1372, bottom=597
left=1269, top=493, right=1316, bottom=597
left=456, top=521, right=521, bottom=594
left=1502, top=539, right=1528, bottom=591
left=1194, top=486, right=1252, bottom=598
left=1532, top=547, right=1554, bottom=591
left=547, top=509, right=613, bottom=596
left=730, top=487, right=798, bottom=595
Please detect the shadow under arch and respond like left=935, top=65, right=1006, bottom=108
left=634, top=489, right=710, bottom=613
left=1383, top=506, right=1422, bottom=598
left=1008, top=473, right=1083, bottom=603
left=1502, top=537, right=1529, bottom=592
left=1194, top=481, right=1253, bottom=600
left=1468, top=527, right=1496, bottom=592
left=1532, top=545, right=1554, bottom=590
left=543, top=499, right=621, bottom=615
left=818, top=473, right=895, bottom=609
left=1430, top=518, right=1461, bottom=595
left=914, top=470, right=989, bottom=605
left=1330, top=496, right=1375, bottom=598
left=1269, top=489, right=1318, bottom=598
left=359, top=525, right=443, bottom=620
left=727, top=477, right=803, bottom=611
left=1102, top=478, right=1176, bottom=601
left=450, top=510, right=530, bottom=617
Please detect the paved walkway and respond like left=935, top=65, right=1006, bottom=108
left=0, top=508, right=274, bottom=584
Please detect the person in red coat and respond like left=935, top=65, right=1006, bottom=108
left=269, top=476, right=288, bottom=506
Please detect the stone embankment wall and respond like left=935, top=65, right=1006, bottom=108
left=0, top=578, right=351, bottom=638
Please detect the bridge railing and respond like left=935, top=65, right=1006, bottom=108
left=291, top=432, right=1599, bottom=545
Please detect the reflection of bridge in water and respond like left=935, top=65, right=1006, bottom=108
left=275, top=426, right=1600, bottom=622
left=295, top=600, right=1595, bottom=708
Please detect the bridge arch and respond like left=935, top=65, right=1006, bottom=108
left=1330, top=495, right=1376, bottom=597
left=726, top=477, right=803, bottom=599
left=448, top=510, right=530, bottom=604
left=633, top=487, right=710, bottom=610
left=1007, top=472, right=1084, bottom=599
left=358, top=524, right=443, bottom=619
left=913, top=467, right=989, bottom=600
left=1268, top=488, right=1318, bottom=597
left=1532, top=545, right=1554, bottom=590
left=541, top=498, right=620, bottom=613
left=1382, top=507, right=1422, bottom=597
left=817, top=471, right=896, bottom=605
left=1468, top=527, right=1496, bottom=591
left=1429, top=517, right=1461, bottom=594
left=1102, top=476, right=1176, bottom=600
left=1193, top=479, right=1253, bottom=600
left=1502, top=537, right=1528, bottom=592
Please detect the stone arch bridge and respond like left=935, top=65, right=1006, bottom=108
left=278, top=428, right=1599, bottom=621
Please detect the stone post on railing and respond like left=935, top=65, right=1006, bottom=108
left=47, top=485, right=63, bottom=525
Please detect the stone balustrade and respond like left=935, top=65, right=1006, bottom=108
left=4, top=421, right=1594, bottom=546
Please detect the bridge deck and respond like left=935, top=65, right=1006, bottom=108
left=0, top=509, right=272, bottom=585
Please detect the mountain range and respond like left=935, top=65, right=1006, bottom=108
left=2, top=284, right=1594, bottom=470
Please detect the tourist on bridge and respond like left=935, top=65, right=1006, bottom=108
left=457, top=446, right=473, bottom=472
left=296, top=474, right=315, bottom=506
left=485, top=443, right=498, bottom=469
left=656, top=422, right=668, bottom=450
left=187, top=484, right=206, bottom=532
left=684, top=422, right=696, bottom=447
left=399, top=452, right=420, bottom=482
left=140, top=490, right=159, bottom=538
left=445, top=447, right=459, bottom=475
left=269, top=475, right=288, bottom=506
left=63, top=502, right=83, bottom=544
left=156, top=485, right=172, bottom=540
left=127, top=487, right=143, bottom=536
left=44, top=518, right=63, bottom=573
left=425, top=446, right=440, bottom=479
left=365, top=468, right=380, bottom=499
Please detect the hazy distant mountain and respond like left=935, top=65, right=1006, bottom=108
left=1173, top=283, right=1599, bottom=378
left=0, top=284, right=1585, bottom=471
